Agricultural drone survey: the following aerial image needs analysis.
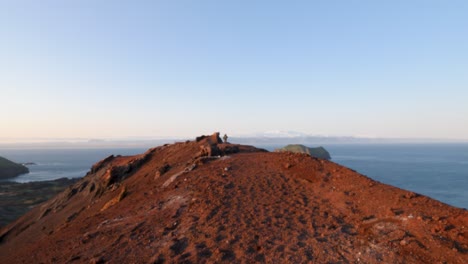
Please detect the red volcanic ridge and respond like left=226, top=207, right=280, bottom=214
left=0, top=133, right=467, bottom=263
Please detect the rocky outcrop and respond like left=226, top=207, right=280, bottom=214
left=0, top=156, right=29, bottom=180
left=275, top=144, right=332, bottom=160
left=0, top=133, right=466, bottom=263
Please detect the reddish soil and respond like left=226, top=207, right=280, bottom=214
left=0, top=133, right=467, bottom=263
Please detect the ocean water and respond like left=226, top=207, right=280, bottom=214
left=1, top=144, right=467, bottom=209
left=0, top=148, right=146, bottom=183
left=265, top=144, right=468, bottom=209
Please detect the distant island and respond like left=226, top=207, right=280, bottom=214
left=274, top=144, right=331, bottom=160
left=0, top=156, right=29, bottom=180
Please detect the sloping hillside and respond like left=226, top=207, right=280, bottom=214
left=0, top=133, right=466, bottom=263
left=0, top=156, right=29, bottom=180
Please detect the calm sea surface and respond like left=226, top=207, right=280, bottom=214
left=0, top=148, right=146, bottom=182
left=1, top=144, right=467, bottom=209
left=266, top=144, right=468, bottom=209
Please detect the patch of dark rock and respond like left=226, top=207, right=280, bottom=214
left=409, top=239, right=428, bottom=249
left=130, top=221, right=145, bottom=233
left=77, top=181, right=89, bottom=192
left=220, top=249, right=236, bottom=261
left=391, top=208, right=405, bottom=216
left=89, top=257, right=105, bottom=264
left=197, top=249, right=212, bottom=258
left=219, top=145, right=240, bottom=155
left=301, top=195, right=309, bottom=207
left=276, top=245, right=285, bottom=252
left=88, top=155, right=114, bottom=174
left=68, top=255, right=81, bottom=261
left=298, top=215, right=307, bottom=225
left=66, top=188, right=78, bottom=200
left=341, top=224, right=357, bottom=235
left=159, top=163, right=171, bottom=175
left=163, top=221, right=179, bottom=235
left=246, top=246, right=256, bottom=255
left=221, top=210, right=230, bottom=219
left=206, top=206, right=220, bottom=221
left=333, top=215, right=345, bottom=225
left=454, top=241, right=468, bottom=253
left=172, top=205, right=187, bottom=218
left=444, top=224, right=455, bottom=231
left=433, top=234, right=468, bottom=253
left=322, top=211, right=329, bottom=218
left=224, top=182, right=235, bottom=189
left=230, top=235, right=241, bottom=245
left=195, top=242, right=207, bottom=249
left=305, top=248, right=314, bottom=260
left=274, top=214, right=283, bottom=219
left=152, top=254, right=165, bottom=264
left=255, top=254, right=266, bottom=262
left=215, top=234, right=227, bottom=242
left=362, top=215, right=375, bottom=221
left=404, top=231, right=415, bottom=238
left=66, top=212, right=79, bottom=223
left=297, top=230, right=309, bottom=241
left=316, top=237, right=328, bottom=243
left=170, top=237, right=189, bottom=255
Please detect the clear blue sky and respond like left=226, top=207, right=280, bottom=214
left=1, top=0, right=467, bottom=141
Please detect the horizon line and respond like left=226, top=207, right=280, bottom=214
left=1, top=135, right=468, bottom=145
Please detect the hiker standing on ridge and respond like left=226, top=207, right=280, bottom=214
left=223, top=134, right=228, bottom=143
